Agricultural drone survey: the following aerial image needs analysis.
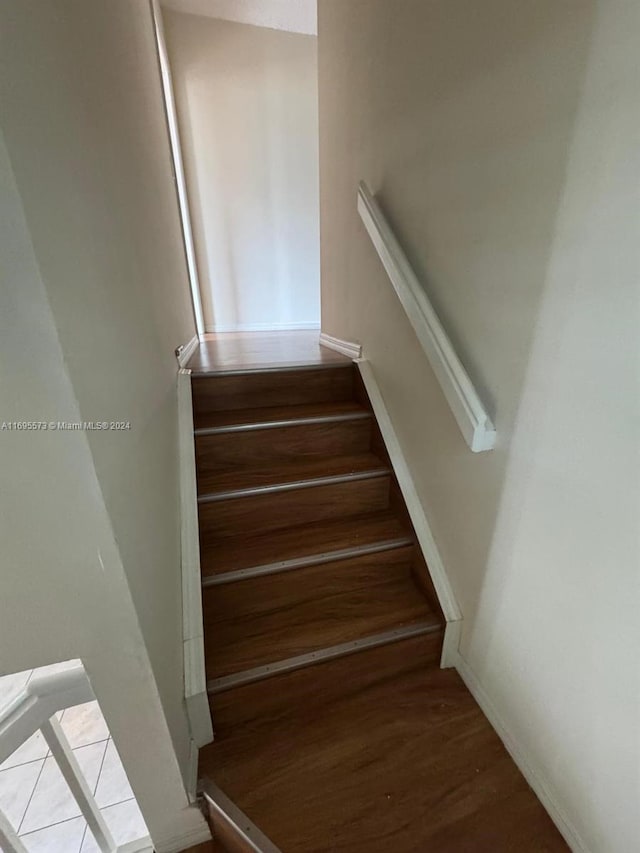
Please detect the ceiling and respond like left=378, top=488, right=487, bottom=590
left=159, top=0, right=317, bottom=35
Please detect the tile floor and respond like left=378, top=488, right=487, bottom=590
left=0, top=664, right=149, bottom=852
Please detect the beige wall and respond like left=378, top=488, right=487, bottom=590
left=164, top=11, right=320, bottom=331
left=318, top=1, right=640, bottom=849
left=0, top=0, right=198, bottom=799
left=0, top=127, right=206, bottom=847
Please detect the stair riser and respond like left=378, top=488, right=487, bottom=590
left=198, top=476, right=390, bottom=539
left=203, top=546, right=418, bottom=678
left=207, top=632, right=445, bottom=736
left=192, top=366, right=354, bottom=419
left=195, top=418, right=372, bottom=472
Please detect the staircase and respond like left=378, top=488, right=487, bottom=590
left=189, top=351, right=566, bottom=852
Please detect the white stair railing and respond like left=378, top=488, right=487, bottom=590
left=0, top=665, right=151, bottom=853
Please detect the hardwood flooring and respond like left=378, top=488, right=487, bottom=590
left=187, top=330, right=348, bottom=374
left=201, top=637, right=566, bottom=853
left=203, top=547, right=439, bottom=680
left=190, top=336, right=566, bottom=852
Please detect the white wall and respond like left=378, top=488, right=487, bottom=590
left=318, top=1, right=640, bottom=850
left=164, top=11, right=321, bottom=332
left=0, top=0, right=209, bottom=847
left=0, top=130, right=207, bottom=852
left=161, top=0, right=318, bottom=35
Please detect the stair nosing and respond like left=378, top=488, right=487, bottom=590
left=202, top=536, right=414, bottom=587
left=194, top=409, right=371, bottom=436
left=190, top=361, right=352, bottom=377
left=207, top=620, right=442, bottom=694
left=198, top=467, right=388, bottom=503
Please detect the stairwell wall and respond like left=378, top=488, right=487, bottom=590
left=318, top=1, right=640, bottom=850
left=0, top=0, right=198, bottom=793
left=163, top=10, right=321, bottom=332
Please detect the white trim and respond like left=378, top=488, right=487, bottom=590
left=357, top=182, right=496, bottom=453
left=319, top=332, right=362, bottom=359
left=205, top=322, right=321, bottom=333
left=177, top=370, right=213, bottom=752
left=454, top=652, right=590, bottom=853
left=151, top=0, right=206, bottom=337
left=356, top=359, right=462, bottom=667
left=0, top=807, right=29, bottom=853
left=42, top=716, right=117, bottom=852
left=151, top=815, right=213, bottom=853
left=175, top=334, right=199, bottom=368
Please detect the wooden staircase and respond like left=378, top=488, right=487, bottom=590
left=189, top=352, right=566, bottom=852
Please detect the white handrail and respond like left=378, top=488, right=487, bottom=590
left=0, top=665, right=151, bottom=853
left=357, top=182, right=496, bottom=452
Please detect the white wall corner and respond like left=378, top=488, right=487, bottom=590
left=355, top=359, right=463, bottom=653
left=454, top=652, right=591, bottom=853
left=319, top=332, right=362, bottom=359
left=176, top=334, right=199, bottom=368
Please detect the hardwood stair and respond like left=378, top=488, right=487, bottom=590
left=189, top=356, right=566, bottom=852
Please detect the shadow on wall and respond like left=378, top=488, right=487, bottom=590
left=163, top=11, right=321, bottom=333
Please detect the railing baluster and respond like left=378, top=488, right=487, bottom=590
left=0, top=806, right=29, bottom=853
left=41, top=716, right=117, bottom=853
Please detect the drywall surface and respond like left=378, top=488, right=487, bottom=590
left=164, top=11, right=321, bottom=331
left=0, top=0, right=197, bottom=792
left=0, top=130, right=207, bottom=848
left=161, top=0, right=317, bottom=35
left=318, top=1, right=640, bottom=849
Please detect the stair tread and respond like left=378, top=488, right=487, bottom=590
left=194, top=400, right=370, bottom=432
left=197, top=452, right=387, bottom=498
left=200, top=635, right=565, bottom=853
left=203, top=546, right=440, bottom=680
left=200, top=510, right=412, bottom=579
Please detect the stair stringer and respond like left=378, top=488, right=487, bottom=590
left=355, top=358, right=463, bottom=668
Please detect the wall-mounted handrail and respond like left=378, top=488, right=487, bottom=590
left=357, top=181, right=496, bottom=452
left=0, top=665, right=151, bottom=853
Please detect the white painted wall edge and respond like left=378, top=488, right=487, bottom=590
left=205, top=322, right=321, bottom=333
left=177, top=370, right=213, bottom=754
left=319, top=332, right=362, bottom=359
left=176, top=334, right=199, bottom=368
left=355, top=359, right=462, bottom=667
left=453, top=651, right=590, bottom=853
left=151, top=0, right=206, bottom=337
left=357, top=182, right=496, bottom=453
left=152, top=816, right=213, bottom=853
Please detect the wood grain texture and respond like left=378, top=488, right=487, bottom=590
left=197, top=452, right=387, bottom=498
left=179, top=844, right=223, bottom=853
left=200, top=510, right=411, bottom=579
left=201, top=636, right=567, bottom=852
left=198, top=475, right=391, bottom=538
left=188, top=330, right=350, bottom=375
left=195, top=417, right=372, bottom=472
left=194, top=400, right=367, bottom=432
left=192, top=366, right=353, bottom=416
left=203, top=547, right=439, bottom=679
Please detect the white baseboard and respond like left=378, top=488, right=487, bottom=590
left=175, top=334, right=199, bottom=368
left=205, top=322, right=320, bottom=333
left=454, top=652, right=589, bottom=853
left=319, top=332, right=362, bottom=359
left=440, top=618, right=462, bottom=669
left=177, top=370, right=213, bottom=755
left=356, top=359, right=462, bottom=667
left=152, top=809, right=212, bottom=853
